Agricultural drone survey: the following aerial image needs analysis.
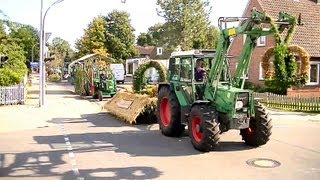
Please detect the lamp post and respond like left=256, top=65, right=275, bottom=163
left=31, top=42, right=39, bottom=63
left=39, top=0, right=64, bottom=107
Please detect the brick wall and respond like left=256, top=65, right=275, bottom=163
left=228, top=0, right=276, bottom=85
left=287, top=86, right=320, bottom=97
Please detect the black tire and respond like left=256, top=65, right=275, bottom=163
left=188, top=105, right=221, bottom=152
left=156, top=86, right=184, bottom=137
left=240, top=102, right=272, bottom=146
left=98, top=91, right=103, bottom=101
left=92, top=86, right=98, bottom=99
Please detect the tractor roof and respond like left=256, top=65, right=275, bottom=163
left=171, top=49, right=216, bottom=58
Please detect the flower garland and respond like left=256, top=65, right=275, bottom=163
left=132, top=60, right=167, bottom=93
left=261, top=14, right=310, bottom=90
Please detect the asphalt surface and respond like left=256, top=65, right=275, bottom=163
left=0, top=74, right=320, bottom=180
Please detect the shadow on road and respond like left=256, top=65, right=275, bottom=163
left=0, top=148, right=162, bottom=179
left=0, top=150, right=66, bottom=178
left=34, top=129, right=254, bottom=158
left=48, top=112, right=129, bottom=128
left=46, top=90, right=75, bottom=95
left=62, top=166, right=162, bottom=180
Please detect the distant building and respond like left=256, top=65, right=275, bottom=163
left=125, top=45, right=171, bottom=82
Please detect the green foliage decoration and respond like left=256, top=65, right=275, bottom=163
left=262, top=14, right=309, bottom=94
left=132, top=60, right=167, bottom=93
left=74, top=65, right=86, bottom=95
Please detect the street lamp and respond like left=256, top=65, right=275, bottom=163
left=39, top=0, right=64, bottom=107
left=31, top=42, right=39, bottom=63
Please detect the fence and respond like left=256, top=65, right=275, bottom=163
left=253, top=92, right=320, bottom=112
left=0, top=83, right=26, bottom=105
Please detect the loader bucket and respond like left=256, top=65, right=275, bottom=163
left=103, top=91, right=157, bottom=124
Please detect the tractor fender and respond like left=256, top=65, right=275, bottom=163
left=191, top=100, right=210, bottom=107
left=157, top=82, right=173, bottom=92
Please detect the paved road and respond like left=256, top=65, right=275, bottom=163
left=0, top=74, right=320, bottom=180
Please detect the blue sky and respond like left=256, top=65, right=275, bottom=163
left=1, top=0, right=248, bottom=49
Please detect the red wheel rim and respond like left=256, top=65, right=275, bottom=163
left=192, top=116, right=202, bottom=142
left=246, top=127, right=254, bottom=135
left=160, top=97, right=170, bottom=126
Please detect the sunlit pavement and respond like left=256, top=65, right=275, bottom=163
left=0, top=74, right=319, bottom=180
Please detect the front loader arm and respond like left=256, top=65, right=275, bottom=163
left=204, top=9, right=298, bottom=101
left=230, top=9, right=297, bottom=88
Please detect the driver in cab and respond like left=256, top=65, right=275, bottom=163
left=195, top=58, right=206, bottom=82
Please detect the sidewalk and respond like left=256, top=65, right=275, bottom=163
left=0, top=73, right=101, bottom=133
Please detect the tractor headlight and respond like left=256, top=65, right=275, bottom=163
left=235, top=92, right=249, bottom=111
left=235, top=100, right=244, bottom=110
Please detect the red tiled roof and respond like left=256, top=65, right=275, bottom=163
left=258, top=0, right=320, bottom=57
left=135, top=45, right=155, bottom=55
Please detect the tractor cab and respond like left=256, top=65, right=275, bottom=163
left=168, top=49, right=216, bottom=101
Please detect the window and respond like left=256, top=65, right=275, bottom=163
left=243, top=34, right=247, bottom=45
left=169, top=57, right=180, bottom=81
left=180, top=57, right=192, bottom=82
left=235, top=63, right=249, bottom=79
left=157, top=47, right=163, bottom=55
left=307, top=62, right=320, bottom=85
left=259, top=62, right=264, bottom=80
left=257, top=36, right=266, bottom=46
left=127, top=63, right=133, bottom=75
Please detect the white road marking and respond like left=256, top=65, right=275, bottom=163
left=59, top=120, right=83, bottom=179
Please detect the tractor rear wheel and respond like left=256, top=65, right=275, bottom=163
left=157, top=86, right=184, bottom=137
left=188, top=105, right=220, bottom=152
left=240, top=102, right=272, bottom=146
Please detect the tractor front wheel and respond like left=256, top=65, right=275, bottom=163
left=157, top=86, right=184, bottom=137
left=92, top=86, right=98, bottom=99
left=188, top=105, right=220, bottom=152
left=240, top=102, right=272, bottom=146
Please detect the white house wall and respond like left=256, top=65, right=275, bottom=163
left=125, top=58, right=169, bottom=82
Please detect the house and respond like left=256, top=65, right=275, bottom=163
left=125, top=45, right=171, bottom=82
left=228, top=0, right=320, bottom=97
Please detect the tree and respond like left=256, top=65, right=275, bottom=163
left=156, top=0, right=212, bottom=51
left=204, top=25, right=220, bottom=49
left=6, top=21, right=39, bottom=61
left=137, top=32, right=151, bottom=46
left=75, top=15, right=108, bottom=58
left=0, top=33, right=27, bottom=86
left=105, top=10, right=137, bottom=61
left=136, top=23, right=165, bottom=46
left=49, top=37, right=73, bottom=62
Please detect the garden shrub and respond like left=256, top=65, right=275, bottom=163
left=48, top=73, right=61, bottom=82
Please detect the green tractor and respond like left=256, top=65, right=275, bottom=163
left=92, top=67, right=117, bottom=101
left=156, top=9, right=298, bottom=152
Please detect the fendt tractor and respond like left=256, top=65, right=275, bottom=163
left=92, top=67, right=117, bottom=101
left=156, top=9, right=298, bottom=152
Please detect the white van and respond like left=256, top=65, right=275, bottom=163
left=110, top=63, right=125, bottom=84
